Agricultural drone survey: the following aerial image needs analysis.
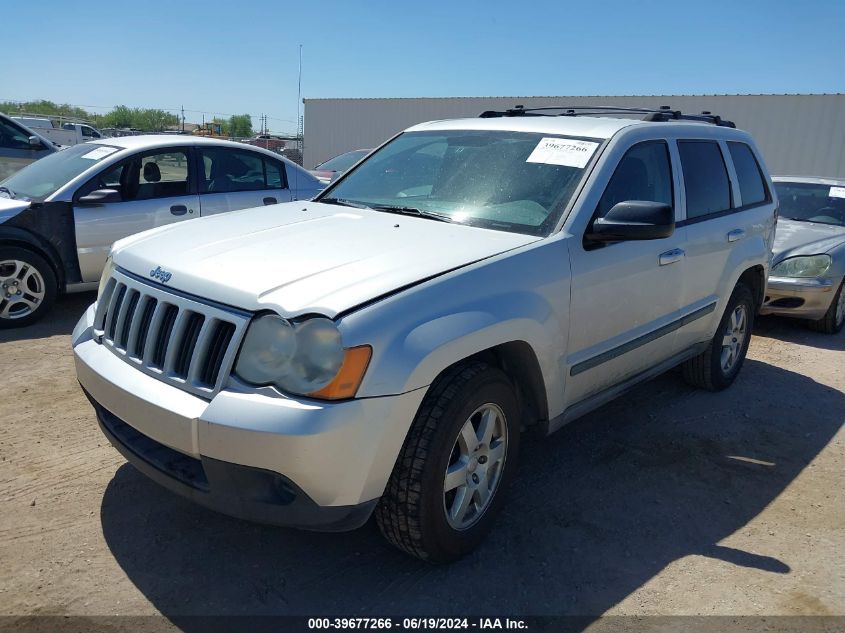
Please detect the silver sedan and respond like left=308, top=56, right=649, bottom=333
left=761, top=176, right=845, bottom=333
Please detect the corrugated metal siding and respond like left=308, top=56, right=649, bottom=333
left=304, top=94, right=845, bottom=178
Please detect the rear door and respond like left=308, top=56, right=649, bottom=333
left=196, top=146, right=293, bottom=216
left=674, top=139, right=774, bottom=348
left=73, top=147, right=199, bottom=282
left=565, top=138, right=686, bottom=406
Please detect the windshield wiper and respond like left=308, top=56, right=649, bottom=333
left=319, top=197, right=372, bottom=209
left=0, top=186, right=15, bottom=199
left=371, top=204, right=453, bottom=223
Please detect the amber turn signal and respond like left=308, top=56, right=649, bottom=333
left=308, top=345, right=372, bottom=400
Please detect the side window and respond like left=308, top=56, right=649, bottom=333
left=727, top=141, right=768, bottom=207
left=199, top=148, right=267, bottom=193
left=265, top=159, right=288, bottom=189
left=0, top=120, right=33, bottom=150
left=135, top=152, right=189, bottom=200
left=81, top=126, right=96, bottom=138
left=678, top=141, right=732, bottom=219
left=596, top=140, right=673, bottom=218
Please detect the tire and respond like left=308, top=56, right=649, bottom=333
left=807, top=280, right=845, bottom=334
left=375, top=361, right=521, bottom=562
left=682, top=283, right=755, bottom=391
left=0, top=246, right=58, bottom=329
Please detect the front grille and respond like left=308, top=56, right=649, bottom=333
left=94, top=269, right=249, bottom=398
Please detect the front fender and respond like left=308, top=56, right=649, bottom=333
left=339, top=237, right=572, bottom=418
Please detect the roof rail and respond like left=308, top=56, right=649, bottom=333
left=478, top=104, right=736, bottom=128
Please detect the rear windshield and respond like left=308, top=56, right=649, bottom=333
left=321, top=131, right=601, bottom=236
left=774, top=182, right=845, bottom=227
left=0, top=144, right=122, bottom=202
left=315, top=149, right=369, bottom=172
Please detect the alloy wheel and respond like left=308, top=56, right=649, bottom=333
left=720, top=303, right=748, bottom=374
left=443, top=403, right=508, bottom=530
left=0, top=259, right=46, bottom=320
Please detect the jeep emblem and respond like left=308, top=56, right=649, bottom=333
left=150, top=266, right=172, bottom=283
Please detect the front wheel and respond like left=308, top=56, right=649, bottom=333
left=807, top=280, right=845, bottom=334
left=375, top=362, right=521, bottom=562
left=682, top=283, right=755, bottom=391
left=0, top=247, right=57, bottom=329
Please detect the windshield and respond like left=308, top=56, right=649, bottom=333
left=315, top=149, right=369, bottom=172
left=320, top=131, right=600, bottom=235
left=774, top=182, right=845, bottom=227
left=0, top=143, right=122, bottom=201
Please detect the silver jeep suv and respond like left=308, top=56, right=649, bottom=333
left=73, top=106, right=777, bottom=561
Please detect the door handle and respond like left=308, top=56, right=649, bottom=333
left=170, top=205, right=187, bottom=216
left=659, top=248, right=685, bottom=266
left=727, top=228, right=746, bottom=242
left=263, top=197, right=277, bottom=205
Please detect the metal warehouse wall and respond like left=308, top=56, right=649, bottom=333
left=303, top=94, right=845, bottom=178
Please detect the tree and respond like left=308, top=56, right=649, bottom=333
left=228, top=114, right=253, bottom=138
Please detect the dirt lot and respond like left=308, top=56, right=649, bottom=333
left=0, top=293, right=843, bottom=622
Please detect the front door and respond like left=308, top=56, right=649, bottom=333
left=196, top=146, right=293, bottom=216
left=564, top=139, right=686, bottom=407
left=73, top=148, right=199, bottom=282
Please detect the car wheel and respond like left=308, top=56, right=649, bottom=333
left=682, top=283, right=755, bottom=391
left=807, top=280, right=845, bottom=334
left=375, top=361, right=520, bottom=562
left=0, top=247, right=57, bottom=329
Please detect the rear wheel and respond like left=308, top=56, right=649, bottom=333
left=0, top=247, right=57, bottom=329
left=682, top=283, right=755, bottom=391
left=375, top=362, right=520, bottom=562
left=807, top=280, right=845, bottom=334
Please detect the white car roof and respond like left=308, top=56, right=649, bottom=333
left=405, top=114, right=751, bottom=142
left=406, top=115, right=646, bottom=139
left=89, top=134, right=271, bottom=152
left=772, top=175, right=845, bottom=187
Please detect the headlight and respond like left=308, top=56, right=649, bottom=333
left=235, top=314, right=371, bottom=400
left=98, top=255, right=115, bottom=299
left=771, top=254, right=831, bottom=278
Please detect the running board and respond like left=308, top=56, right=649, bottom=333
left=545, top=341, right=709, bottom=435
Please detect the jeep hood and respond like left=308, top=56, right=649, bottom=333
left=112, top=201, right=540, bottom=317
left=772, top=218, right=845, bottom=264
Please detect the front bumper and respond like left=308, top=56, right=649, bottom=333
left=760, top=276, right=838, bottom=320
left=72, top=305, right=426, bottom=530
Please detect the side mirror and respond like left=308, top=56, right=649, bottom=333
left=586, top=200, right=674, bottom=242
left=78, top=188, right=121, bottom=204
left=28, top=136, right=43, bottom=148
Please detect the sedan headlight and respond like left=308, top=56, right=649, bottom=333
left=771, top=254, right=831, bottom=278
left=235, top=314, right=371, bottom=400
left=98, top=255, right=115, bottom=299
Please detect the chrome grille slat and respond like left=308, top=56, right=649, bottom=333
left=95, top=269, right=249, bottom=398
left=127, top=295, right=154, bottom=360
left=115, top=289, right=140, bottom=351
left=162, top=310, right=190, bottom=373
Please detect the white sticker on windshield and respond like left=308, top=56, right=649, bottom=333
left=81, top=146, right=119, bottom=161
left=526, top=138, right=599, bottom=168
left=829, top=186, right=845, bottom=199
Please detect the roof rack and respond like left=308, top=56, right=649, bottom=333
left=478, top=104, right=736, bottom=128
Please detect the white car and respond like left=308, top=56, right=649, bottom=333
left=72, top=107, right=776, bottom=561
left=0, top=135, right=323, bottom=326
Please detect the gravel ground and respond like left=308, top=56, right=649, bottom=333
left=0, top=293, right=842, bottom=623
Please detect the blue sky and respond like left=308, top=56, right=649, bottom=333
left=6, top=0, right=843, bottom=134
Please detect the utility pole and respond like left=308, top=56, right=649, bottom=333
left=181, top=105, right=185, bottom=133
left=297, top=44, right=303, bottom=165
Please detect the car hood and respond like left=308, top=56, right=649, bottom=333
left=0, top=197, right=32, bottom=223
left=772, top=219, right=845, bottom=263
left=112, top=201, right=540, bottom=318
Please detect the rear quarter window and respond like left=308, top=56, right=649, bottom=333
left=678, top=140, right=732, bottom=219
left=728, top=142, right=768, bottom=206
